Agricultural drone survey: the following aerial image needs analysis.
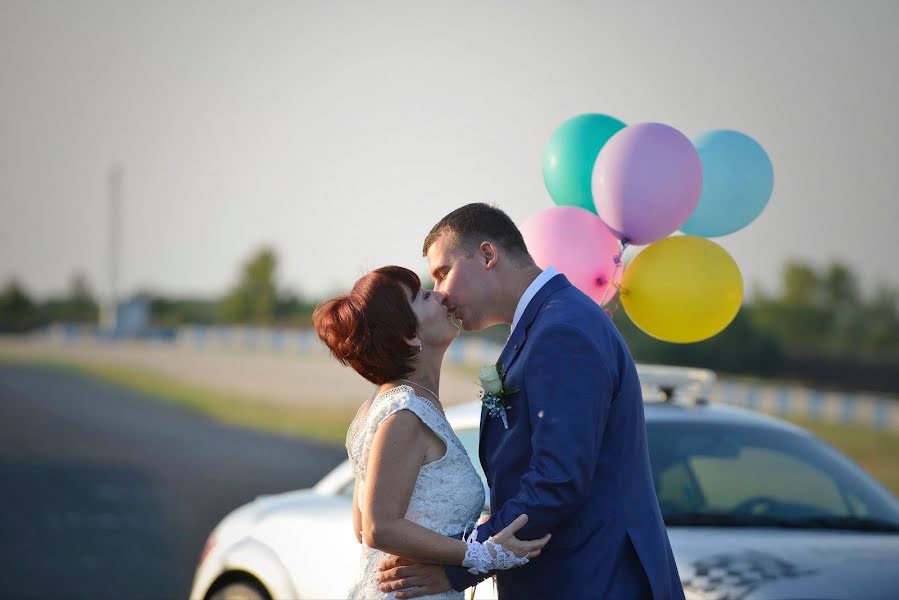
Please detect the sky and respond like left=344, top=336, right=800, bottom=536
left=1, top=1, right=898, bottom=302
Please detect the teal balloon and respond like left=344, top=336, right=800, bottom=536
left=681, top=129, right=774, bottom=237
left=542, top=113, right=626, bottom=213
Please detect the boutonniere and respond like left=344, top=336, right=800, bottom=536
left=477, top=359, right=518, bottom=429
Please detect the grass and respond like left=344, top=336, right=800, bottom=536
left=0, top=356, right=355, bottom=445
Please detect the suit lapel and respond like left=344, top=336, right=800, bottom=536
left=478, top=273, right=572, bottom=468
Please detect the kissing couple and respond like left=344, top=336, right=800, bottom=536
left=313, top=203, right=683, bottom=599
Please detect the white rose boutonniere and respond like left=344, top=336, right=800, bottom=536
left=478, top=365, right=504, bottom=395
left=477, top=359, right=518, bottom=429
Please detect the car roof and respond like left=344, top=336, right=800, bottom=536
left=642, top=401, right=809, bottom=435
left=445, top=398, right=808, bottom=435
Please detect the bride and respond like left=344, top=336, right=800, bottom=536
left=313, top=266, right=549, bottom=599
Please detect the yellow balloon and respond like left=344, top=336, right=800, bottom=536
left=621, top=236, right=743, bottom=343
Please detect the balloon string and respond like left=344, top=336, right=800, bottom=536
left=599, top=240, right=628, bottom=309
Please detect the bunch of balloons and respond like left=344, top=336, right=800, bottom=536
left=525, top=113, right=773, bottom=343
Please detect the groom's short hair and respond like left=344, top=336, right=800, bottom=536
left=422, top=203, right=533, bottom=264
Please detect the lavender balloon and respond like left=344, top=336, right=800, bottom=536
left=592, top=123, right=703, bottom=245
left=521, top=206, right=623, bottom=306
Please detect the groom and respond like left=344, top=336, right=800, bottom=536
left=379, top=203, right=684, bottom=599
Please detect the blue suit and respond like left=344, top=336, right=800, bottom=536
left=445, top=274, right=684, bottom=599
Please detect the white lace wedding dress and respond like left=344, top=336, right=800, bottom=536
left=346, top=385, right=486, bottom=600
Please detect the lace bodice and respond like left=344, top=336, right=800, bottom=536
left=346, top=386, right=486, bottom=600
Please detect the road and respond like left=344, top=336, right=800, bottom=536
left=0, top=363, right=346, bottom=599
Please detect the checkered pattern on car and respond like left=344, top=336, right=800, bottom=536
left=680, top=549, right=817, bottom=600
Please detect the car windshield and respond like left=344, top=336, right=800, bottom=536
left=648, top=421, right=899, bottom=532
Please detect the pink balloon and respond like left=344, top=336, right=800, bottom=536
left=521, top=206, right=623, bottom=306
left=593, top=122, right=703, bottom=245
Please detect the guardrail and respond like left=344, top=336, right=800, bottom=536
left=709, top=380, right=899, bottom=431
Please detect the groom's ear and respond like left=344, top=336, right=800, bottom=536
left=479, top=242, right=498, bottom=269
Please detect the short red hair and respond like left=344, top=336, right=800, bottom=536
left=312, top=266, right=422, bottom=385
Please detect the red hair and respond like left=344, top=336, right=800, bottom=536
left=312, top=266, right=422, bottom=384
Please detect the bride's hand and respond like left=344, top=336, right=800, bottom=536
left=489, top=514, right=551, bottom=559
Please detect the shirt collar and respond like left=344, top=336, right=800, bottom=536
left=510, top=266, right=558, bottom=337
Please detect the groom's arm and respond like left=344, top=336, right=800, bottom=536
left=473, top=323, right=613, bottom=542
left=444, top=560, right=487, bottom=592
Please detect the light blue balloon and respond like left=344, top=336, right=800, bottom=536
left=680, top=130, right=774, bottom=237
left=542, top=113, right=626, bottom=214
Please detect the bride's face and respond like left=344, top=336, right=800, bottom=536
left=408, top=286, right=459, bottom=347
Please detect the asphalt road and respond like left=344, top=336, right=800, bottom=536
left=0, top=363, right=346, bottom=599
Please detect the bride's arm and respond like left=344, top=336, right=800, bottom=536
left=361, top=410, right=547, bottom=566
left=361, top=410, right=467, bottom=564
left=352, top=480, right=363, bottom=544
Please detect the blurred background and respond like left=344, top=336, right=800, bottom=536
left=1, top=1, right=897, bottom=598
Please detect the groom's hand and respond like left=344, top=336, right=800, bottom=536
left=378, top=556, right=453, bottom=599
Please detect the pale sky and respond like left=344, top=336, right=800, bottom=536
left=1, top=1, right=897, bottom=301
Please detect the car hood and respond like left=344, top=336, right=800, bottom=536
left=669, top=527, right=899, bottom=600
left=213, top=488, right=346, bottom=542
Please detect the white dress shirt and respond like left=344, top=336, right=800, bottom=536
left=509, top=266, right=559, bottom=337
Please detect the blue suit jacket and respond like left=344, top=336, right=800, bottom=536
left=445, top=274, right=684, bottom=599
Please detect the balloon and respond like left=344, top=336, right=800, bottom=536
left=592, top=122, right=703, bottom=245
left=620, top=236, right=743, bottom=343
left=521, top=206, right=623, bottom=306
left=542, top=114, right=626, bottom=213
left=680, top=129, right=774, bottom=237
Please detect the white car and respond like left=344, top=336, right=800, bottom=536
left=191, top=366, right=899, bottom=600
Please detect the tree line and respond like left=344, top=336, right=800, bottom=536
left=2, top=248, right=897, bottom=392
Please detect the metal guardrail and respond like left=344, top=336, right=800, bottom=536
left=709, top=381, right=899, bottom=431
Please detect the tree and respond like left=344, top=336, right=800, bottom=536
left=273, top=287, right=319, bottom=326
left=613, top=307, right=783, bottom=376
left=0, top=279, right=38, bottom=332
left=782, top=262, right=823, bottom=307
left=34, top=272, right=99, bottom=324
left=64, top=273, right=99, bottom=321
left=746, top=260, right=899, bottom=357
left=148, top=295, right=217, bottom=326
left=862, top=286, right=899, bottom=353
left=823, top=263, right=861, bottom=310
left=218, top=247, right=279, bottom=324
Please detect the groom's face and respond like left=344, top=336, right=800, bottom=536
left=426, top=232, right=492, bottom=331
